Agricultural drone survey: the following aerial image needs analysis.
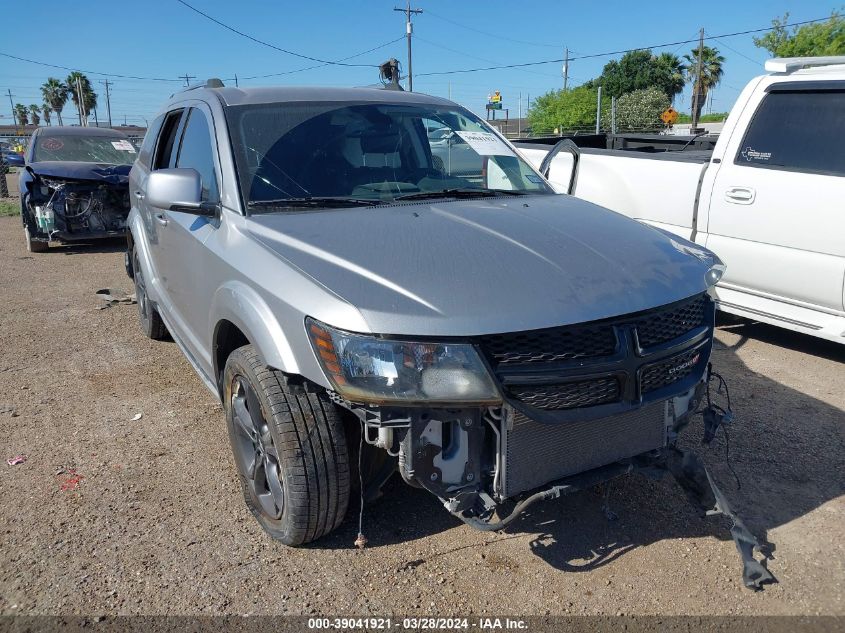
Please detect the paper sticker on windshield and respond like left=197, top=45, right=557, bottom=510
left=454, top=131, right=514, bottom=156
left=526, top=174, right=543, bottom=184
left=41, top=138, right=64, bottom=151
left=740, top=146, right=771, bottom=162
left=111, top=140, right=136, bottom=153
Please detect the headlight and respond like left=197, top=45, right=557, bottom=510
left=705, top=263, right=726, bottom=287
left=306, top=318, right=501, bottom=405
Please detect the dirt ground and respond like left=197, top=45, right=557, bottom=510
left=0, top=214, right=842, bottom=617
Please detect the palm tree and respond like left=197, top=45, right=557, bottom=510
left=42, top=103, right=52, bottom=126
left=66, top=72, right=97, bottom=126
left=14, top=103, right=29, bottom=126
left=684, top=45, right=725, bottom=123
left=655, top=52, right=687, bottom=102
left=29, top=105, right=41, bottom=126
left=41, top=78, right=69, bottom=126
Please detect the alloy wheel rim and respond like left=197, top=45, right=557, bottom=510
left=231, top=376, right=285, bottom=519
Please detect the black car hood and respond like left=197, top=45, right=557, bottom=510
left=27, top=161, right=131, bottom=185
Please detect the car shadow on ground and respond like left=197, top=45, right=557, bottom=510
left=316, top=324, right=844, bottom=583
left=46, top=238, right=126, bottom=255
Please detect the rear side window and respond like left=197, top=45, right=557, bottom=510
left=153, top=109, right=184, bottom=170
left=734, top=91, right=845, bottom=176
left=175, top=108, right=219, bottom=203
left=137, top=114, right=164, bottom=168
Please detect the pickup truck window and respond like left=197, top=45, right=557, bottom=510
left=225, top=101, right=552, bottom=208
left=175, top=108, right=219, bottom=203
left=734, top=90, right=845, bottom=176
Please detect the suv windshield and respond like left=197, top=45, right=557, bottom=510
left=32, top=134, right=137, bottom=164
left=225, top=100, right=552, bottom=208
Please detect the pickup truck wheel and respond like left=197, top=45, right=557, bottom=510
left=24, top=227, right=48, bottom=253
left=224, top=345, right=350, bottom=545
left=132, top=247, right=167, bottom=340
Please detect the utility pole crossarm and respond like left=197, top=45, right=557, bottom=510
left=394, top=2, right=423, bottom=92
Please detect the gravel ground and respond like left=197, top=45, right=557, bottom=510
left=0, top=214, right=842, bottom=617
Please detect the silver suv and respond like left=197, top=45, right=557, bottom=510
left=127, top=82, right=726, bottom=548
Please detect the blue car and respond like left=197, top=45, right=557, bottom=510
left=18, top=126, right=136, bottom=252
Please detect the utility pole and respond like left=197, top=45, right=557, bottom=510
left=102, top=79, right=113, bottom=128
left=6, top=89, right=15, bottom=126
left=691, top=28, right=705, bottom=131
left=234, top=73, right=239, bottom=87
left=394, top=2, right=423, bottom=92
left=563, top=47, right=569, bottom=91
left=180, top=73, right=196, bottom=87
left=595, top=86, right=602, bottom=134
left=124, top=114, right=127, bottom=126
left=76, top=76, right=86, bottom=126
left=518, top=91, right=522, bottom=138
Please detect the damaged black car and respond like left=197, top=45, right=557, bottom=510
left=19, top=126, right=136, bottom=252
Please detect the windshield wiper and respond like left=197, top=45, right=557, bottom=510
left=248, top=196, right=382, bottom=210
left=393, top=188, right=529, bottom=202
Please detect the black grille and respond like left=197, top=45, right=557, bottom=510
left=480, top=324, right=617, bottom=366
left=640, top=346, right=704, bottom=394
left=509, top=377, right=620, bottom=410
left=481, top=294, right=712, bottom=417
left=479, top=294, right=708, bottom=368
left=632, top=295, right=708, bottom=348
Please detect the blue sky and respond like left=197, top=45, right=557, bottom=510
left=0, top=0, right=839, bottom=126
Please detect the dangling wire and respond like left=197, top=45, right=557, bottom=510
left=354, top=419, right=368, bottom=549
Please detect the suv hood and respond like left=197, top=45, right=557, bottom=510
left=27, top=161, right=131, bottom=185
left=247, top=195, right=717, bottom=336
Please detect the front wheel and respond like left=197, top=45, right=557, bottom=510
left=224, top=345, right=350, bottom=545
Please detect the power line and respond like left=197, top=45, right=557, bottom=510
left=425, top=10, right=564, bottom=49
left=175, top=0, right=377, bottom=67
left=415, top=16, right=832, bottom=77
left=0, top=51, right=183, bottom=82
left=712, top=37, right=766, bottom=65
left=239, top=36, right=404, bottom=81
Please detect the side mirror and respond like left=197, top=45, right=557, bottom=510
left=146, top=168, right=217, bottom=215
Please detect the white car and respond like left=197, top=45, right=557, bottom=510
left=520, top=57, right=845, bottom=345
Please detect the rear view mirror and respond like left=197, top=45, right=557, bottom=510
left=146, top=168, right=216, bottom=215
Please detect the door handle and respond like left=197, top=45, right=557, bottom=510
left=154, top=213, right=169, bottom=227
left=133, top=190, right=145, bottom=200
left=724, top=186, right=755, bottom=204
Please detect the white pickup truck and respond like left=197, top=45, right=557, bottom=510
left=516, top=57, right=845, bottom=345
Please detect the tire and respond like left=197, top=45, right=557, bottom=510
left=132, top=246, right=167, bottom=340
left=223, top=344, right=350, bottom=545
left=24, top=226, right=48, bottom=253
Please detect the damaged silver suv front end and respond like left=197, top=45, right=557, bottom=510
left=311, top=293, right=775, bottom=590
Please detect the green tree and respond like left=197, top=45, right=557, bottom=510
left=528, top=86, right=607, bottom=134
left=684, top=45, right=724, bottom=123
left=66, top=72, right=97, bottom=126
left=42, top=103, right=52, bottom=126
left=29, top=105, right=41, bottom=126
left=655, top=52, right=687, bottom=102
left=14, top=103, right=29, bottom=126
left=754, top=12, right=845, bottom=56
left=590, top=49, right=686, bottom=100
left=602, top=87, right=670, bottom=132
left=41, top=77, right=69, bottom=126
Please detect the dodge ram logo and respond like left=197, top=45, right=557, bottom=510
left=668, top=352, right=700, bottom=376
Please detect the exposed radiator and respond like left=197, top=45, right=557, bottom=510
left=502, top=402, right=668, bottom=498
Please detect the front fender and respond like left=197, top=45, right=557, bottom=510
left=210, top=281, right=301, bottom=380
